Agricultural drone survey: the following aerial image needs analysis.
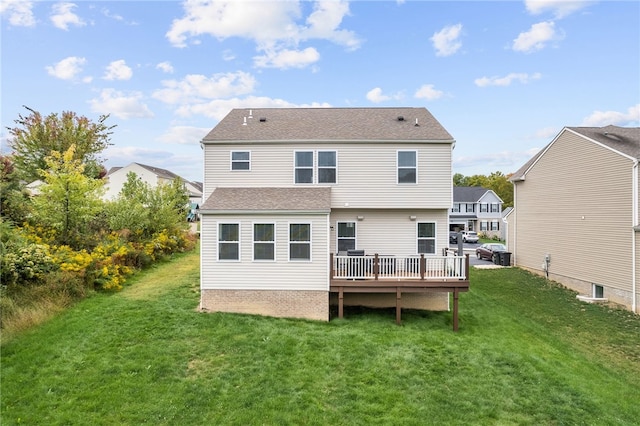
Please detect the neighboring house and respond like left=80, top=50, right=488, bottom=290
left=103, top=162, right=203, bottom=206
left=508, top=125, right=639, bottom=313
left=199, top=107, right=470, bottom=326
left=450, top=187, right=504, bottom=239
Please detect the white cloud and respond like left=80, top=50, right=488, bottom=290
left=474, top=72, right=542, bottom=87
left=103, top=60, right=133, bottom=81
left=50, top=2, right=85, bottom=31
left=156, top=61, right=174, bottom=74
left=166, top=1, right=361, bottom=69
left=156, top=126, right=210, bottom=145
left=512, top=21, right=560, bottom=53
left=430, top=24, right=463, bottom=57
left=525, top=0, right=592, bottom=19
left=89, top=89, right=154, bottom=120
left=253, top=47, right=320, bottom=69
left=366, top=87, right=403, bottom=103
left=45, top=56, right=87, bottom=80
left=174, top=96, right=330, bottom=121
left=1, top=0, right=36, bottom=27
left=454, top=149, right=539, bottom=173
left=153, top=71, right=257, bottom=105
left=414, top=84, right=444, bottom=101
left=580, top=104, right=640, bottom=127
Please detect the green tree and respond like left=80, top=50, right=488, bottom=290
left=0, top=155, right=32, bottom=225
left=453, top=171, right=514, bottom=208
left=32, top=145, right=105, bottom=249
left=106, top=172, right=189, bottom=238
left=6, top=106, right=115, bottom=182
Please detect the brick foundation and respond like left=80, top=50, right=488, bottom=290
left=200, top=289, right=329, bottom=321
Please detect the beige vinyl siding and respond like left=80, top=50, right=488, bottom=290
left=201, top=213, right=329, bottom=291
left=203, top=142, right=452, bottom=208
left=514, top=131, right=634, bottom=294
left=329, top=209, right=449, bottom=256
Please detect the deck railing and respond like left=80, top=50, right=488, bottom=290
left=331, top=253, right=467, bottom=281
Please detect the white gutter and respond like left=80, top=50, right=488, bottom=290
left=633, top=160, right=638, bottom=313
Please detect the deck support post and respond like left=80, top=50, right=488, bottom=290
left=453, top=289, right=459, bottom=332
left=396, top=288, right=402, bottom=325
left=338, top=287, right=344, bottom=319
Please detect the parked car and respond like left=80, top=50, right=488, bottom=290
left=476, top=243, right=507, bottom=260
left=461, top=231, right=479, bottom=243
left=449, top=231, right=458, bottom=243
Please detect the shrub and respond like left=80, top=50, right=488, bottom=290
left=1, top=243, right=56, bottom=286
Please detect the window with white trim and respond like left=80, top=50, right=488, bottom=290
left=294, top=151, right=313, bottom=183
left=218, top=223, right=240, bottom=260
left=289, top=223, right=311, bottom=260
left=253, top=223, right=275, bottom=261
left=480, top=221, right=488, bottom=231
left=491, top=203, right=500, bottom=213
left=480, top=203, right=488, bottom=212
left=318, top=151, right=337, bottom=183
left=231, top=151, right=250, bottom=170
left=452, top=203, right=460, bottom=213
left=417, top=222, right=436, bottom=254
left=337, top=222, right=356, bottom=252
left=491, top=221, right=499, bottom=231
left=397, top=150, right=417, bottom=184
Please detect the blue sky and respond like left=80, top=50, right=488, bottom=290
left=2, top=0, right=639, bottom=183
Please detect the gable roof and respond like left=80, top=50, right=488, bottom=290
left=200, top=187, right=331, bottom=213
left=202, top=107, right=454, bottom=143
left=454, top=186, right=497, bottom=203
left=511, top=125, right=640, bottom=181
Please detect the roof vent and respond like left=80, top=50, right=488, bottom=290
left=259, top=117, right=266, bottom=122
left=242, top=117, right=247, bottom=126
left=397, top=116, right=405, bottom=121
left=415, top=118, right=419, bottom=127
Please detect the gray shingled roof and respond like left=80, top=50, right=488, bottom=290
left=200, top=187, right=331, bottom=212
left=453, top=186, right=491, bottom=203
left=202, top=107, right=454, bottom=143
left=511, top=125, right=640, bottom=181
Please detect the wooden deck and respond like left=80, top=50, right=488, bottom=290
left=330, top=253, right=470, bottom=331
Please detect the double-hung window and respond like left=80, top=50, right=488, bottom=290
left=397, top=150, right=417, bottom=184
left=253, top=223, right=275, bottom=261
left=231, top=151, right=250, bottom=170
left=318, top=151, right=337, bottom=183
left=294, top=151, right=314, bottom=183
left=452, top=204, right=460, bottom=213
left=417, top=222, right=436, bottom=255
left=294, top=151, right=337, bottom=184
left=491, top=203, right=500, bottom=213
left=337, top=222, right=356, bottom=252
left=491, top=221, right=499, bottom=231
left=289, top=223, right=311, bottom=261
left=218, top=223, right=240, bottom=260
left=480, top=221, right=489, bottom=231
left=480, top=203, right=488, bottom=213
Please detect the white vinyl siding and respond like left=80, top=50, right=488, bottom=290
left=201, top=213, right=329, bottom=291
left=204, top=143, right=452, bottom=209
left=329, top=209, right=448, bottom=256
left=513, top=130, right=634, bottom=295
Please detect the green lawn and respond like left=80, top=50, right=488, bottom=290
left=2, top=247, right=639, bottom=425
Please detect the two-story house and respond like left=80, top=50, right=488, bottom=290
left=104, top=162, right=203, bottom=206
left=450, top=187, right=504, bottom=239
left=508, top=125, right=639, bottom=313
left=199, top=108, right=469, bottom=326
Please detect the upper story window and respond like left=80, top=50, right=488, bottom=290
left=397, top=150, right=417, bottom=184
left=289, top=223, right=311, bottom=261
left=218, top=223, right=240, bottom=261
left=465, top=204, right=475, bottom=213
left=318, top=151, right=337, bottom=183
left=253, top=223, right=275, bottom=261
left=231, top=151, right=250, bottom=170
left=417, top=222, right=435, bottom=254
left=491, top=203, right=500, bottom=213
left=452, top=203, right=460, bottom=213
left=480, top=203, right=488, bottom=213
left=294, top=151, right=337, bottom=184
left=294, top=151, right=314, bottom=183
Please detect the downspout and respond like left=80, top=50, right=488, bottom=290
left=632, top=160, right=638, bottom=313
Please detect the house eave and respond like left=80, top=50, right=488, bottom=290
left=199, top=209, right=331, bottom=215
